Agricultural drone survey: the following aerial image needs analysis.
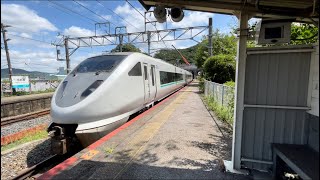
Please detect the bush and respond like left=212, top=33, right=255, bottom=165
left=204, top=95, right=233, bottom=125
left=13, top=91, right=30, bottom=96
left=203, top=54, right=235, bottom=84
left=223, top=81, right=235, bottom=87
left=223, top=81, right=235, bottom=120
left=195, top=30, right=237, bottom=68
left=198, top=76, right=205, bottom=92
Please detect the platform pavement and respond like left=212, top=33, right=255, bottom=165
left=38, top=82, right=251, bottom=180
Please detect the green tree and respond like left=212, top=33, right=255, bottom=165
left=195, top=30, right=237, bottom=68
left=203, top=54, right=236, bottom=84
left=239, top=22, right=318, bottom=47
left=290, top=23, right=318, bottom=45
left=153, top=45, right=198, bottom=64
left=111, top=43, right=141, bottom=52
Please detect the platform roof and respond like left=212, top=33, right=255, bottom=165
left=138, top=0, right=319, bottom=22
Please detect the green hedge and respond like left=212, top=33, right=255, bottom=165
left=203, top=54, right=235, bottom=84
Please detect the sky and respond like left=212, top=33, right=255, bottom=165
left=1, top=0, right=242, bottom=73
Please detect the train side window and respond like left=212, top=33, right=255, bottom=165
left=160, top=71, right=176, bottom=84
left=151, top=66, right=155, bottom=86
left=144, top=66, right=148, bottom=80
left=175, top=73, right=183, bottom=81
left=128, top=62, right=142, bottom=76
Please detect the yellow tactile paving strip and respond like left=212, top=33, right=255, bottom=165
left=113, top=87, right=191, bottom=178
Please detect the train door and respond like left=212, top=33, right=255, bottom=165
left=143, top=63, right=150, bottom=104
left=149, top=65, right=157, bottom=101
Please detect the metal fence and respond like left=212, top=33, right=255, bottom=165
left=204, top=80, right=234, bottom=107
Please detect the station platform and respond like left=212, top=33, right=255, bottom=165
left=38, top=82, right=250, bottom=180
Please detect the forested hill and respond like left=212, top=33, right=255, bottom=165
left=153, top=44, right=200, bottom=64
left=1, top=68, right=52, bottom=79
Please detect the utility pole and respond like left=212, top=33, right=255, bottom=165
left=1, top=23, right=13, bottom=94
left=208, top=18, right=213, bottom=56
left=64, top=37, right=70, bottom=74
left=119, top=34, right=123, bottom=52
left=147, top=31, right=151, bottom=55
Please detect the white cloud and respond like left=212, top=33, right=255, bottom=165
left=170, top=11, right=213, bottom=28
left=101, top=15, right=112, bottom=21
left=1, top=4, right=58, bottom=50
left=1, top=4, right=58, bottom=33
left=63, top=26, right=95, bottom=37
left=20, top=33, right=32, bottom=38
left=1, top=49, right=55, bottom=62
left=114, top=3, right=164, bottom=33
left=1, top=49, right=62, bottom=72
left=6, top=33, right=54, bottom=49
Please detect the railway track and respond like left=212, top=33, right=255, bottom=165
left=1, top=109, right=50, bottom=127
left=10, top=147, right=83, bottom=180
left=12, top=155, right=58, bottom=180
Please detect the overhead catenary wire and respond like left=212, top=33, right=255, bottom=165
left=72, top=0, right=117, bottom=27
left=48, top=0, right=99, bottom=24
left=125, top=0, right=169, bottom=49
left=8, top=25, right=61, bottom=45
left=96, top=0, right=140, bottom=31
left=47, top=2, right=94, bottom=25
left=6, top=33, right=55, bottom=45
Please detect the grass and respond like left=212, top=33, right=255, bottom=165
left=198, top=77, right=205, bottom=92
left=104, top=147, right=114, bottom=154
left=1, top=130, right=48, bottom=152
left=203, top=95, right=234, bottom=126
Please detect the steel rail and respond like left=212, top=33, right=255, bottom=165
left=12, top=155, right=58, bottom=180
left=1, top=109, right=50, bottom=127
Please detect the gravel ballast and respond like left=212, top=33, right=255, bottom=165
left=1, top=115, right=51, bottom=137
left=1, top=138, right=53, bottom=180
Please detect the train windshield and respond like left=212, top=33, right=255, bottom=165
left=72, top=55, right=127, bottom=74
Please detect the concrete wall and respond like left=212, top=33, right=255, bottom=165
left=1, top=92, right=54, bottom=118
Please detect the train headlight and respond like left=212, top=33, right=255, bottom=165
left=80, top=80, right=104, bottom=99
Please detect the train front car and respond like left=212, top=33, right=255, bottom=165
left=48, top=53, right=145, bottom=154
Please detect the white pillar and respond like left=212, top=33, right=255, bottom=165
left=232, top=12, right=249, bottom=170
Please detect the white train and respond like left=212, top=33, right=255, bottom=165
left=48, top=52, right=192, bottom=154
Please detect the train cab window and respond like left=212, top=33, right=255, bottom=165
left=128, top=62, right=142, bottom=76
left=72, top=55, right=127, bottom=74
left=144, top=66, right=148, bottom=80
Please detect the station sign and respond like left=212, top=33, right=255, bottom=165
left=12, top=76, right=30, bottom=91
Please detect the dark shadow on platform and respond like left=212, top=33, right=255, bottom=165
left=49, top=131, right=249, bottom=180
left=50, top=159, right=251, bottom=180
left=187, top=83, right=199, bottom=87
